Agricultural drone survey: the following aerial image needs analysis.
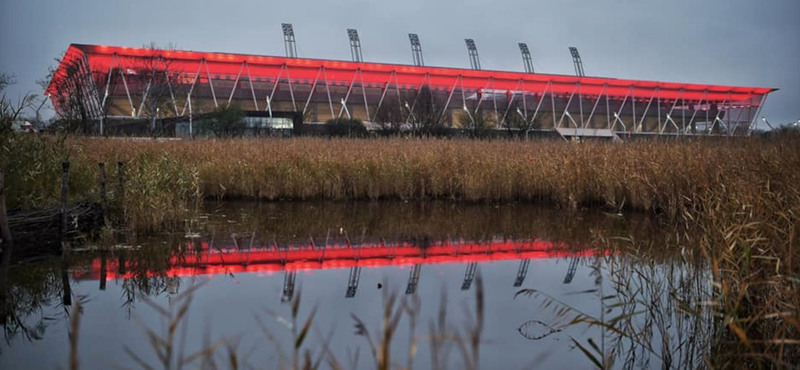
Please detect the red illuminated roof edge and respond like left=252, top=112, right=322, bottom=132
left=65, top=43, right=776, bottom=95
left=45, top=45, right=87, bottom=96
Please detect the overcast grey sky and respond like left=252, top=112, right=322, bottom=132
left=1, top=0, right=798, bottom=124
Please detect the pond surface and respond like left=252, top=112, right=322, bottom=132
left=1, top=201, right=713, bottom=369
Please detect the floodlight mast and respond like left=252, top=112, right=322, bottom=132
left=518, top=43, right=535, bottom=73
left=281, top=23, right=297, bottom=58
left=409, top=33, right=424, bottom=66
left=568, top=46, right=585, bottom=77
left=347, top=29, right=363, bottom=62
left=465, top=38, right=481, bottom=70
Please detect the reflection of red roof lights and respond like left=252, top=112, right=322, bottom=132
left=73, top=240, right=603, bottom=281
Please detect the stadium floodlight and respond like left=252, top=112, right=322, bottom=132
left=340, top=98, right=351, bottom=119
left=564, top=110, right=579, bottom=127
left=465, top=39, right=477, bottom=51
left=347, top=29, right=358, bottom=41
left=347, top=29, right=363, bottom=62
left=403, top=101, right=416, bottom=122
left=281, top=23, right=297, bottom=58
left=461, top=104, right=476, bottom=128
left=518, top=43, right=535, bottom=73
left=409, top=33, right=424, bottom=66
left=568, top=46, right=585, bottom=77
left=409, top=33, right=421, bottom=47
left=465, top=39, right=481, bottom=70
left=282, top=23, right=294, bottom=37
left=516, top=107, right=527, bottom=121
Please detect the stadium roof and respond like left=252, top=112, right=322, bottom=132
left=48, top=43, right=776, bottom=103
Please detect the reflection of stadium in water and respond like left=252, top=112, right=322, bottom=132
left=2, top=202, right=693, bottom=370
left=66, top=200, right=654, bottom=302
left=74, top=237, right=602, bottom=301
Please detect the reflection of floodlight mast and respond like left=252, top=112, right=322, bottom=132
left=281, top=271, right=297, bottom=302
left=465, top=38, right=481, bottom=70
left=409, top=33, right=424, bottom=66
left=347, top=28, right=363, bottom=62
left=461, top=262, right=478, bottom=290
left=518, top=43, right=535, bottom=73
left=281, top=23, right=297, bottom=58
left=563, top=257, right=580, bottom=284
left=513, top=259, right=531, bottom=287
left=568, top=46, right=585, bottom=77
left=405, top=264, right=422, bottom=294
left=345, top=266, right=362, bottom=298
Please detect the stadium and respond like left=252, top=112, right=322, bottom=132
left=45, top=26, right=776, bottom=139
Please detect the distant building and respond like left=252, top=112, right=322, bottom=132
left=12, top=119, right=37, bottom=133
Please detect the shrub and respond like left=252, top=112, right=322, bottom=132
left=325, top=118, right=367, bottom=137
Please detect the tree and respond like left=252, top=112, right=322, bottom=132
left=42, top=43, right=185, bottom=136
left=497, top=99, right=544, bottom=138
left=325, top=118, right=367, bottom=137
left=202, top=104, right=246, bottom=138
left=1, top=73, right=38, bottom=138
left=0, top=73, right=12, bottom=92
left=410, top=86, right=442, bottom=134
left=399, top=86, right=451, bottom=136
left=458, top=109, right=494, bottom=138
left=130, top=43, right=185, bottom=136
left=373, top=95, right=406, bottom=134
left=40, top=51, right=102, bottom=134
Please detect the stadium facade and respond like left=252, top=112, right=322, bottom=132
left=46, top=42, right=775, bottom=138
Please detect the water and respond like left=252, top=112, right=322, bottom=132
left=1, top=201, right=712, bottom=369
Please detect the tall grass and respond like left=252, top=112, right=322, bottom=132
left=515, top=167, right=800, bottom=369
left=50, top=135, right=797, bottom=212
left=2, top=135, right=95, bottom=212
left=6, top=135, right=799, bottom=223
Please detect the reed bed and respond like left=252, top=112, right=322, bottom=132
left=8, top=135, right=799, bottom=221
left=57, top=135, right=796, bottom=212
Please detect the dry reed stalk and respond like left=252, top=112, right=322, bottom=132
left=68, top=299, right=81, bottom=370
